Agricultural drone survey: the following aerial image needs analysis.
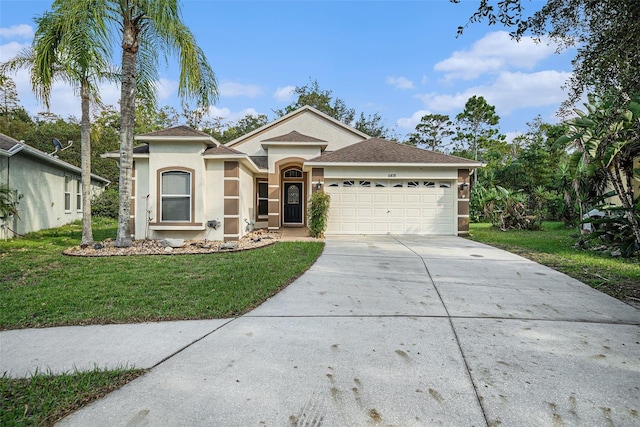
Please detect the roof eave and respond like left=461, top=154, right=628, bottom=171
left=100, top=152, right=149, bottom=159
left=134, top=135, right=219, bottom=146
left=202, top=153, right=261, bottom=173
left=261, top=141, right=328, bottom=150
left=304, top=161, right=484, bottom=168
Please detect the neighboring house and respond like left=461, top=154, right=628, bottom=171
left=105, top=105, right=481, bottom=242
left=0, top=133, right=110, bottom=239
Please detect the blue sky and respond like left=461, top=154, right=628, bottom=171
left=0, top=0, right=575, bottom=142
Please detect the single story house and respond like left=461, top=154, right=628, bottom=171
left=0, top=133, right=110, bottom=239
left=106, top=105, right=481, bottom=241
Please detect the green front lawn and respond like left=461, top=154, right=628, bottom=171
left=1, top=367, right=145, bottom=427
left=0, top=218, right=324, bottom=330
left=468, top=222, right=640, bottom=303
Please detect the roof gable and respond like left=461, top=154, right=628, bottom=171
left=306, top=138, right=482, bottom=165
left=226, top=105, right=369, bottom=149
left=262, top=130, right=327, bottom=143
left=0, top=133, right=20, bottom=151
left=135, top=125, right=220, bottom=146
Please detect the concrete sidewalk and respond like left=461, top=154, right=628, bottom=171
left=2, top=235, right=639, bottom=426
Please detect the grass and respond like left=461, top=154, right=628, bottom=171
left=0, top=367, right=145, bottom=426
left=1, top=218, right=324, bottom=425
left=0, top=218, right=325, bottom=330
left=468, top=222, right=640, bottom=303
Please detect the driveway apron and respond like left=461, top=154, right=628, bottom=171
left=57, top=235, right=640, bottom=426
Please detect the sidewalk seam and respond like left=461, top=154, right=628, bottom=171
left=148, top=318, right=236, bottom=371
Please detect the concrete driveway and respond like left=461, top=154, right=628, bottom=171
left=6, top=235, right=640, bottom=426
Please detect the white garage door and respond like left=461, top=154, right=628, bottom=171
left=324, top=179, right=455, bottom=235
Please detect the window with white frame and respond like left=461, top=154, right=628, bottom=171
left=76, top=180, right=82, bottom=211
left=64, top=176, right=71, bottom=211
left=257, top=180, right=268, bottom=220
left=161, top=170, right=191, bottom=221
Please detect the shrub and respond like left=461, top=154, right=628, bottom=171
left=92, top=186, right=119, bottom=218
left=308, top=191, right=331, bottom=238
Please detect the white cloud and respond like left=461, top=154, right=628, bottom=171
left=219, top=81, right=263, bottom=98
left=205, top=106, right=261, bottom=123
left=0, top=41, right=29, bottom=62
left=417, top=70, right=571, bottom=116
left=396, top=109, right=430, bottom=130
left=273, top=85, right=295, bottom=102
left=0, top=24, right=34, bottom=39
left=435, top=31, right=558, bottom=81
left=386, top=76, right=414, bottom=90
left=156, top=78, right=178, bottom=101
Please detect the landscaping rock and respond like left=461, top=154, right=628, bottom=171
left=164, top=246, right=174, bottom=254
left=93, top=243, right=104, bottom=250
left=160, top=238, right=185, bottom=248
left=220, top=242, right=238, bottom=250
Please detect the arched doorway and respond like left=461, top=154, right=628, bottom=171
left=281, top=166, right=304, bottom=226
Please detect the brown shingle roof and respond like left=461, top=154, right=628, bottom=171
left=262, top=130, right=327, bottom=143
left=203, top=145, right=244, bottom=156
left=307, top=138, right=480, bottom=164
left=0, top=133, right=20, bottom=151
left=249, top=156, right=268, bottom=169
left=133, top=144, right=149, bottom=154
left=138, top=125, right=213, bottom=138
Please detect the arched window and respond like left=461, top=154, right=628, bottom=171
left=161, top=170, right=192, bottom=221
left=284, top=168, right=303, bottom=178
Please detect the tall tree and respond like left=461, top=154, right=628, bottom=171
left=1, top=6, right=114, bottom=245
left=453, top=95, right=503, bottom=184
left=354, top=112, right=394, bottom=139
left=453, top=0, right=640, bottom=107
left=0, top=74, right=21, bottom=117
left=407, top=113, right=454, bottom=151
left=215, top=113, right=269, bottom=143
left=275, top=79, right=394, bottom=138
left=275, top=79, right=356, bottom=124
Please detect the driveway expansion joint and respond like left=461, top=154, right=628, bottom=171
left=393, top=236, right=491, bottom=427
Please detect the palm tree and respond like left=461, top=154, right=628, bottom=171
left=97, top=0, right=219, bottom=247
left=50, top=0, right=219, bottom=247
left=1, top=7, right=114, bottom=245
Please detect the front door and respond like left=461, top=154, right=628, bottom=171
left=283, top=182, right=303, bottom=224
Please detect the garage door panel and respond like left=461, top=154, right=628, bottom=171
left=357, top=208, right=373, bottom=218
left=373, top=193, right=389, bottom=203
left=374, top=208, right=389, bottom=218
left=341, top=193, right=357, bottom=203
left=356, top=193, right=371, bottom=203
left=406, top=194, right=421, bottom=203
left=406, top=208, right=421, bottom=218
left=341, top=207, right=357, bottom=218
left=373, top=222, right=389, bottom=233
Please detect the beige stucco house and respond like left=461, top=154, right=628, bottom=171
left=108, top=106, right=481, bottom=241
left=0, top=133, right=110, bottom=239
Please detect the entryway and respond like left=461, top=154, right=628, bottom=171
left=283, top=182, right=303, bottom=224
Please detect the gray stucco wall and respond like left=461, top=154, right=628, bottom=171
left=0, top=152, right=106, bottom=238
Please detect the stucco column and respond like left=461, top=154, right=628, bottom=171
left=457, top=169, right=470, bottom=235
